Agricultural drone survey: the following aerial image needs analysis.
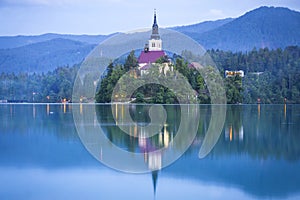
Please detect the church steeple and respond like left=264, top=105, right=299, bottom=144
left=151, top=9, right=160, bottom=40
left=153, top=9, right=158, bottom=27
left=149, top=9, right=162, bottom=51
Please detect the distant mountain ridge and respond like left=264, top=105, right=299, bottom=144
left=0, top=33, right=111, bottom=49
left=0, top=38, right=95, bottom=73
left=0, top=6, right=299, bottom=73
left=171, top=18, right=234, bottom=35
left=194, top=6, right=300, bottom=51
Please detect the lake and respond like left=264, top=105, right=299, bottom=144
left=0, top=104, right=300, bottom=200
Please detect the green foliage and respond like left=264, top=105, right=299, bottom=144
left=96, top=54, right=209, bottom=104
left=124, top=50, right=138, bottom=71
left=209, top=46, right=300, bottom=103
left=1, top=45, right=299, bottom=104
left=95, top=50, right=139, bottom=103
left=155, top=55, right=169, bottom=64
left=96, top=46, right=300, bottom=104
left=0, top=65, right=78, bottom=102
left=133, top=92, right=145, bottom=103
left=95, top=64, right=125, bottom=103
left=225, top=76, right=243, bottom=104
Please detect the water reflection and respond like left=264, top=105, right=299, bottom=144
left=93, top=104, right=300, bottom=198
left=95, top=105, right=179, bottom=154
left=95, top=104, right=300, bottom=161
left=214, top=105, right=300, bottom=161
left=0, top=104, right=300, bottom=199
left=74, top=104, right=199, bottom=173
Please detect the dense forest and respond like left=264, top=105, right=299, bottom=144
left=95, top=51, right=209, bottom=104
left=96, top=46, right=300, bottom=104
left=209, top=46, right=300, bottom=103
left=0, top=46, right=299, bottom=104
left=0, top=65, right=78, bottom=102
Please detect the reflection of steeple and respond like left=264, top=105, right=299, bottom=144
left=152, top=170, right=158, bottom=197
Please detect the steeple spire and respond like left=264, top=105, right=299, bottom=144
left=153, top=9, right=158, bottom=28
left=151, top=9, right=160, bottom=40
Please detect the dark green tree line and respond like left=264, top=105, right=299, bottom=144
left=1, top=46, right=299, bottom=104
left=0, top=65, right=78, bottom=102
left=209, top=46, right=300, bottom=103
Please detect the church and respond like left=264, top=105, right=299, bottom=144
left=138, top=10, right=172, bottom=76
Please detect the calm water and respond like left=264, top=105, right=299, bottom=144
left=0, top=104, right=300, bottom=200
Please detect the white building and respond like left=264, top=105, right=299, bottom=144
left=225, top=70, right=245, bottom=78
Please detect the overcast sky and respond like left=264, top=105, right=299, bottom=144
left=0, top=0, right=299, bottom=36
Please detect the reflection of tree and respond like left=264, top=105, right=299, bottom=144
left=95, top=104, right=300, bottom=162
left=209, top=105, right=300, bottom=161
left=225, top=105, right=243, bottom=141
left=95, top=104, right=181, bottom=153
left=1, top=104, right=78, bottom=140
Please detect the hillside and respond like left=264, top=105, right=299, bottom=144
left=0, top=6, right=299, bottom=73
left=171, top=18, right=234, bottom=35
left=0, top=33, right=110, bottom=49
left=0, top=38, right=95, bottom=73
left=193, top=7, right=300, bottom=51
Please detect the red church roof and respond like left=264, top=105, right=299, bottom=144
left=138, top=50, right=165, bottom=64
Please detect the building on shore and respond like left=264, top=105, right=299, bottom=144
left=225, top=70, right=244, bottom=78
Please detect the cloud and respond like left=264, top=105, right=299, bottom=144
left=209, top=9, right=225, bottom=17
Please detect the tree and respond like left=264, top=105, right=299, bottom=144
left=124, top=50, right=138, bottom=71
left=134, top=92, right=145, bottom=103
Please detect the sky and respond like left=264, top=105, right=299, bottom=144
left=0, top=0, right=299, bottom=36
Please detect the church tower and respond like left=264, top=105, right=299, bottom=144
left=138, top=9, right=167, bottom=74
left=149, top=10, right=162, bottom=51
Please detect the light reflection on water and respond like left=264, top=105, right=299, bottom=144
left=0, top=104, right=300, bottom=200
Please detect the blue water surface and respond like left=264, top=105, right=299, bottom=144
left=0, top=104, right=300, bottom=200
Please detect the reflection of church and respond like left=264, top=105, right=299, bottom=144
left=138, top=10, right=173, bottom=76
left=111, top=103, right=176, bottom=196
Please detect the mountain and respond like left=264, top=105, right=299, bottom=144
left=0, top=33, right=110, bottom=49
left=192, top=7, right=300, bottom=51
left=0, top=6, right=299, bottom=73
left=171, top=18, right=234, bottom=35
left=0, top=38, right=96, bottom=73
